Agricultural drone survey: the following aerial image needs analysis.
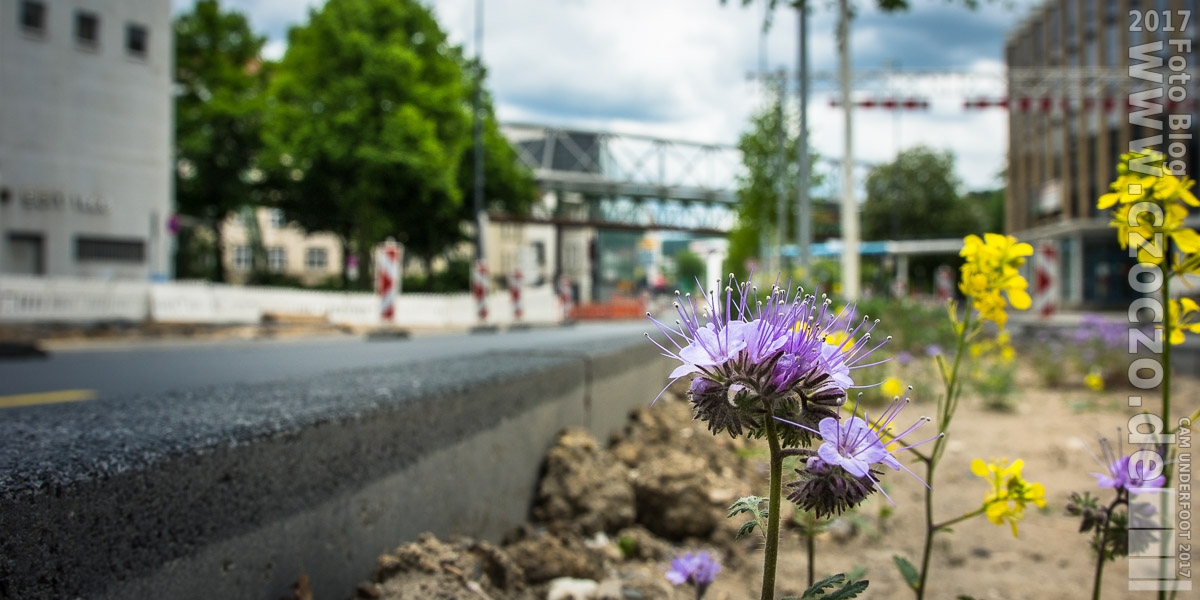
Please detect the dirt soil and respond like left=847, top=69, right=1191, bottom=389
left=327, top=367, right=1200, bottom=600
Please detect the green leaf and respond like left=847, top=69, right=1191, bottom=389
left=727, top=496, right=767, bottom=518
left=893, top=555, right=921, bottom=591
left=735, top=520, right=759, bottom=540
left=798, top=573, right=870, bottom=599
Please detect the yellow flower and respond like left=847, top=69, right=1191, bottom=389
left=1111, top=201, right=1200, bottom=265
left=825, top=330, right=854, bottom=353
left=958, top=234, right=1033, bottom=328
left=881, top=376, right=904, bottom=399
left=971, top=458, right=1047, bottom=538
left=1160, top=298, right=1200, bottom=346
left=1084, top=368, right=1105, bottom=392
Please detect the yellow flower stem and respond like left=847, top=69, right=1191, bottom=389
left=915, top=303, right=974, bottom=600
left=761, top=402, right=784, bottom=600
left=932, top=506, right=987, bottom=532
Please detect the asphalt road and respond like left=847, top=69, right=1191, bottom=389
left=0, top=321, right=655, bottom=403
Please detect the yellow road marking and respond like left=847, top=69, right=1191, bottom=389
left=0, top=389, right=96, bottom=409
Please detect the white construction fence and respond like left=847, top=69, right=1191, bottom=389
left=0, top=276, right=564, bottom=328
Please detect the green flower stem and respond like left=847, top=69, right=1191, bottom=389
left=915, top=304, right=974, bottom=600
left=916, top=462, right=937, bottom=600
left=1160, top=272, right=1172, bottom=600
left=1093, top=493, right=1126, bottom=600
left=762, top=406, right=784, bottom=600
left=806, top=512, right=817, bottom=588
left=932, top=506, right=987, bottom=532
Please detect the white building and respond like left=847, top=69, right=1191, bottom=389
left=0, top=0, right=172, bottom=280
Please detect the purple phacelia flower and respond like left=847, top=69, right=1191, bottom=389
left=896, top=351, right=913, bottom=366
left=924, top=344, right=942, bottom=357
left=666, top=551, right=721, bottom=596
left=645, top=276, right=891, bottom=443
left=1091, top=435, right=1167, bottom=492
left=780, top=395, right=939, bottom=515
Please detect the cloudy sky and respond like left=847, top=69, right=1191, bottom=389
left=173, top=0, right=1046, bottom=191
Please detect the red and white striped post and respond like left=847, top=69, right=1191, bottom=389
left=1032, top=240, right=1059, bottom=318
left=509, top=268, right=523, bottom=322
left=375, top=240, right=401, bottom=322
left=471, top=259, right=489, bottom=323
left=557, top=274, right=574, bottom=322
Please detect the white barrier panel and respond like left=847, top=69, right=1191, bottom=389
left=0, top=276, right=150, bottom=323
left=0, top=276, right=562, bottom=328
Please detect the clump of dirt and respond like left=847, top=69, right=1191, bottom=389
left=335, top=389, right=762, bottom=600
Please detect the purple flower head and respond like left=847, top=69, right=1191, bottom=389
left=1091, top=435, right=1167, bottom=491
left=646, top=276, right=891, bottom=418
left=924, top=344, right=942, bottom=357
left=779, top=393, right=940, bottom=511
left=666, top=551, right=721, bottom=593
left=897, top=351, right=913, bottom=366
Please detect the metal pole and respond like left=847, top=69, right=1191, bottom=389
left=774, top=69, right=786, bottom=278
left=472, top=0, right=485, bottom=261
left=796, top=2, right=811, bottom=275
left=837, top=0, right=859, bottom=300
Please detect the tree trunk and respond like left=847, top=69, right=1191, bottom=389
left=212, top=217, right=226, bottom=283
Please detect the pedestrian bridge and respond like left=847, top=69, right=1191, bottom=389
left=497, top=123, right=742, bottom=234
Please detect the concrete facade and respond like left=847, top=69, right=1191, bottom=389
left=0, top=0, right=172, bottom=281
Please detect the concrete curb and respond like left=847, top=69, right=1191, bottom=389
left=0, top=336, right=671, bottom=600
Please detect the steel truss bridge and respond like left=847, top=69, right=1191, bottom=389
left=495, top=122, right=871, bottom=235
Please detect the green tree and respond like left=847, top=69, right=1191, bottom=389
left=725, top=98, right=821, bottom=278
left=174, top=0, right=268, bottom=283
left=673, top=250, right=707, bottom=293
left=861, top=146, right=985, bottom=241
left=261, top=0, right=470, bottom=289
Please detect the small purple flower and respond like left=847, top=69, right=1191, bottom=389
left=924, top=344, right=942, bottom=357
left=1092, top=436, right=1167, bottom=491
left=896, top=351, right=913, bottom=366
left=666, top=551, right=721, bottom=596
left=780, top=395, right=940, bottom=512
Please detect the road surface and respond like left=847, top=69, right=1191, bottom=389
left=0, top=321, right=654, bottom=405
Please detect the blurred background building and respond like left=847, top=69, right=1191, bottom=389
left=219, top=208, right=344, bottom=287
left=1005, top=0, right=1199, bottom=308
left=0, top=0, right=172, bottom=280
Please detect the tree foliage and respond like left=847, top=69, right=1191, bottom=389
left=174, top=0, right=268, bottom=282
left=260, top=0, right=469, bottom=288
left=861, top=146, right=986, bottom=241
left=259, top=0, right=535, bottom=287
left=725, top=97, right=822, bottom=278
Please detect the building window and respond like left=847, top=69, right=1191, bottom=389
left=267, top=247, right=286, bottom=272
left=305, top=248, right=327, bottom=271
left=532, top=241, right=546, bottom=266
left=267, top=208, right=285, bottom=228
left=75, top=11, right=99, bottom=49
left=6, top=233, right=45, bottom=275
left=75, top=237, right=145, bottom=262
left=234, top=245, right=252, bottom=271
left=20, top=1, right=46, bottom=36
left=125, top=23, right=147, bottom=58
